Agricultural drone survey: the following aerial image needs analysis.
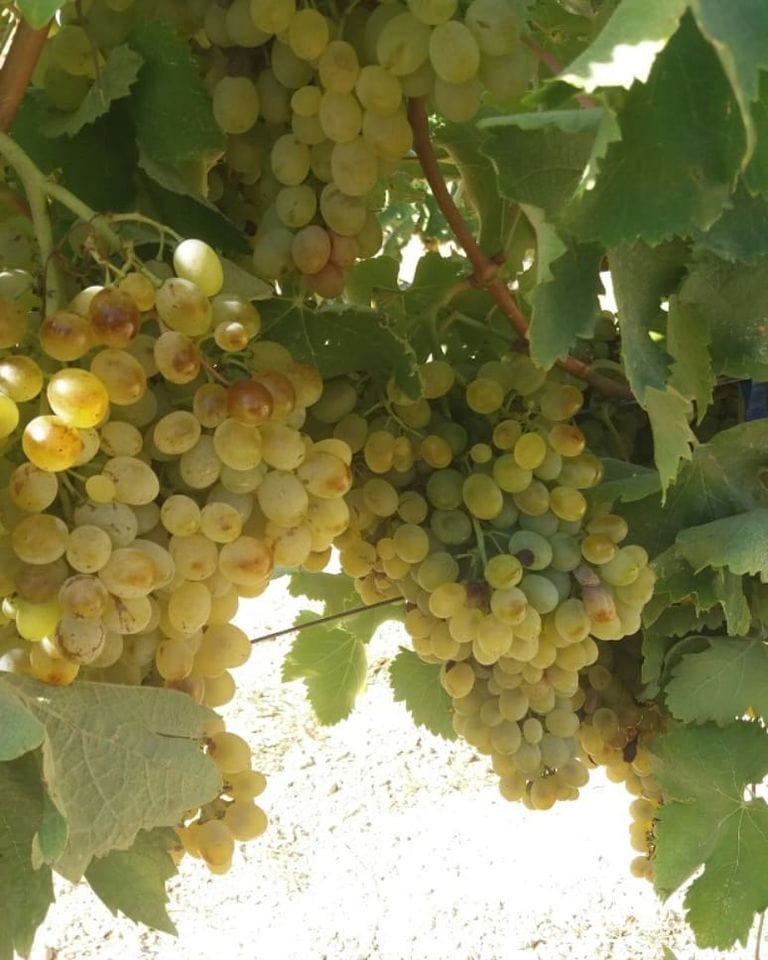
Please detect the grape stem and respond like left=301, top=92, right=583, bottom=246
left=407, top=97, right=630, bottom=401
left=0, top=131, right=123, bottom=314
left=249, top=598, right=404, bottom=645
left=0, top=18, right=50, bottom=134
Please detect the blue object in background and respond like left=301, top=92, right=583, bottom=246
left=741, top=380, right=768, bottom=420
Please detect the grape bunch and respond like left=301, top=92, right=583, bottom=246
left=0, top=237, right=353, bottom=873
left=303, top=352, right=657, bottom=815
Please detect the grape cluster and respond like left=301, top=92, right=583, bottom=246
left=0, top=238, right=353, bottom=872
left=304, top=353, right=657, bottom=813
left=200, top=0, right=535, bottom=291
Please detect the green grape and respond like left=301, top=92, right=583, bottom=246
left=318, top=91, right=362, bottom=143
left=397, top=490, right=428, bottom=525
left=225, top=801, right=268, bottom=840
left=599, top=545, right=648, bottom=586
left=319, top=183, right=367, bottom=236
left=507, top=530, right=552, bottom=571
left=331, top=138, right=379, bottom=196
left=430, top=508, right=472, bottom=545
left=318, top=40, right=359, bottom=94
left=428, top=581, right=467, bottom=618
left=51, top=24, right=95, bottom=77
left=362, top=477, right=399, bottom=517
left=614, top=565, right=656, bottom=606
left=419, top=359, right=455, bottom=399
left=549, top=486, right=587, bottom=523
left=275, top=185, right=317, bottom=228
left=429, top=20, right=480, bottom=83
left=29, top=644, right=79, bottom=686
left=195, top=819, right=235, bottom=869
left=98, top=547, right=156, bottom=598
left=22, top=416, right=83, bottom=472
left=252, top=227, right=294, bottom=280
left=440, top=661, right=475, bottom=697
left=362, top=108, right=413, bottom=160
left=465, top=377, right=504, bottom=413
left=489, top=587, right=527, bottom=625
left=492, top=419, right=522, bottom=451
left=270, top=134, right=311, bottom=186
left=549, top=532, right=581, bottom=572
left=376, top=13, right=431, bottom=75
left=255, top=69, right=291, bottom=125
left=212, top=76, right=260, bottom=134
left=100, top=420, right=143, bottom=457
left=173, top=239, right=224, bottom=297
left=408, top=0, right=457, bottom=24
left=355, top=65, right=402, bottom=116
left=392, top=523, right=430, bottom=564
left=250, top=0, right=296, bottom=34
left=0, top=355, right=43, bottom=402
left=420, top=434, right=453, bottom=469
left=465, top=0, right=522, bottom=56
left=416, top=551, right=459, bottom=591
left=538, top=383, right=583, bottom=421
left=271, top=40, right=314, bottom=89
left=581, top=533, right=616, bottom=565
left=518, top=512, right=559, bottom=537
left=195, top=624, right=252, bottom=674
left=167, top=581, right=212, bottom=635
left=513, top=433, right=547, bottom=470
left=513, top=479, right=550, bottom=516
left=492, top=454, right=532, bottom=494
left=291, top=225, right=331, bottom=275
left=533, top=449, right=562, bottom=482
left=288, top=8, right=329, bottom=60
left=489, top=496, right=519, bottom=530
left=426, top=469, right=464, bottom=510
left=256, top=471, right=309, bottom=526
left=547, top=423, right=586, bottom=458
left=225, top=0, right=270, bottom=46
left=479, top=48, right=532, bottom=102
left=484, top=554, right=523, bottom=589
left=586, top=513, right=628, bottom=543
left=432, top=77, right=482, bottom=122
left=519, top=574, right=559, bottom=614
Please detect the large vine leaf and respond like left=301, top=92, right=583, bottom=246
left=15, top=0, right=63, bottom=26
left=85, top=828, right=178, bottom=935
left=0, top=676, right=221, bottom=881
left=695, top=184, right=768, bottom=262
left=282, top=612, right=368, bottom=726
left=568, top=14, right=744, bottom=246
left=0, top=684, right=44, bottom=761
left=0, top=753, right=54, bottom=960
left=287, top=571, right=404, bottom=643
left=558, top=0, right=689, bottom=92
left=664, top=638, right=768, bottom=724
left=666, top=297, right=714, bottom=420
left=651, top=722, right=768, bottom=948
left=43, top=44, right=144, bottom=139
left=644, top=386, right=697, bottom=495
left=261, top=300, right=421, bottom=398
left=675, top=508, right=768, bottom=575
left=388, top=648, right=456, bottom=741
left=128, top=21, right=223, bottom=166
left=690, top=0, right=768, bottom=164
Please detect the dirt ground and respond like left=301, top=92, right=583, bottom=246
left=28, top=576, right=760, bottom=960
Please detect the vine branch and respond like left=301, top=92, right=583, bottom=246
left=407, top=97, right=631, bottom=402
left=0, top=19, right=50, bottom=133
left=250, top=598, right=404, bottom=645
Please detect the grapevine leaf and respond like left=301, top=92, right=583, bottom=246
left=42, top=45, right=144, bottom=138
left=714, top=570, right=752, bottom=636
left=481, top=123, right=594, bottom=222
left=0, top=677, right=221, bottom=881
left=589, top=459, right=661, bottom=506
left=344, top=256, right=401, bottom=310
left=15, top=0, right=63, bottom=27
left=641, top=613, right=725, bottom=691
left=260, top=299, right=421, bottom=399
left=666, top=297, right=714, bottom=421
left=675, top=508, right=768, bottom=576
left=31, top=788, right=68, bottom=869
left=568, top=14, right=744, bottom=246
left=529, top=241, right=604, bottom=368
left=644, top=386, right=696, bottom=494
left=85, top=828, right=178, bottom=935
left=0, top=753, right=54, bottom=960
left=282, top=615, right=367, bottom=725
left=651, top=549, right=720, bottom=612
left=478, top=109, right=603, bottom=134
left=0, top=681, right=44, bottom=761
left=677, top=252, right=768, bottom=381
left=695, top=183, right=768, bottom=262
left=287, top=572, right=404, bottom=643
left=665, top=638, right=768, bottom=724
left=609, top=240, right=687, bottom=400
left=220, top=259, right=273, bottom=301
left=128, top=21, right=223, bottom=165
left=404, top=252, right=466, bottom=325
left=690, top=0, right=768, bottom=163
left=746, top=75, right=768, bottom=194
left=651, top=722, right=768, bottom=948
left=388, top=648, right=456, bottom=741
left=523, top=204, right=566, bottom=286
left=558, top=0, right=688, bottom=92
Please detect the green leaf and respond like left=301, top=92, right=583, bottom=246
left=261, top=299, right=421, bottom=399
left=690, top=0, right=768, bottom=163
left=345, top=256, right=401, bottom=308
left=481, top=123, right=595, bottom=222
left=651, top=722, right=768, bottom=948
left=530, top=241, right=604, bottom=368
left=220, top=258, right=273, bottom=301
left=15, top=0, right=62, bottom=27
left=609, top=240, right=687, bottom=399
left=86, top=828, right=178, bottom=935
left=589, top=459, right=661, bottom=506
left=695, top=183, right=768, bottom=262
left=676, top=508, right=768, bottom=576
left=282, top=615, right=367, bottom=726
left=746, top=75, right=768, bottom=194
left=645, top=386, right=697, bottom=494
left=43, top=45, right=144, bottom=138
left=714, top=569, right=752, bottom=636
left=666, top=297, right=714, bottom=421
left=404, top=252, right=466, bottom=326
left=0, top=753, right=54, bottom=960
left=569, top=14, right=744, bottom=245
left=558, top=0, right=688, bottom=92
left=479, top=109, right=603, bottom=134
left=665, top=638, right=768, bottom=724
left=677, top=252, right=768, bottom=381
left=0, top=683, right=44, bottom=761
left=32, top=788, right=68, bottom=869
left=1, top=677, right=221, bottom=881
left=128, top=21, right=223, bottom=165
left=388, top=648, right=456, bottom=741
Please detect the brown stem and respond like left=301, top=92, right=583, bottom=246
left=0, top=20, right=50, bottom=133
left=407, top=98, right=630, bottom=401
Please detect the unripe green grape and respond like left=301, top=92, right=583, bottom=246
left=271, top=40, right=313, bottom=89
left=319, top=40, right=360, bottom=94
left=355, top=211, right=384, bottom=257
left=419, top=359, right=455, bottom=399
left=256, top=470, right=309, bottom=526
left=225, top=801, right=268, bottom=840
left=484, top=554, right=523, bottom=589
left=420, top=434, right=453, bottom=468
left=408, top=0, right=457, bottom=24
left=429, top=20, right=480, bottom=83
left=507, top=530, right=552, bottom=571
left=489, top=586, right=527, bottom=625
left=270, top=134, right=311, bottom=186
left=331, top=137, right=379, bottom=197
left=22, top=416, right=83, bottom=472
left=519, top=574, right=559, bottom=614
left=250, top=0, right=295, bottom=34
left=212, top=76, right=260, bottom=135
left=586, top=512, right=628, bottom=543
left=426, top=469, right=464, bottom=510
left=0, top=355, right=43, bottom=402
left=318, top=91, right=362, bottom=144
left=196, top=819, right=235, bottom=869
left=377, top=13, right=431, bottom=75
left=432, top=76, right=482, bottom=122
left=225, top=0, right=269, bottom=46
left=288, top=8, right=329, bottom=60
left=440, top=661, right=475, bottom=697
left=416, top=551, right=459, bottom=591
left=513, top=479, right=550, bottom=517
left=492, top=454, right=531, bottom=494
left=430, top=508, right=472, bottom=545
left=173, top=239, right=223, bottom=298
left=463, top=474, right=505, bottom=519
left=479, top=47, right=533, bottom=102
left=362, top=108, right=413, bottom=159
left=252, top=227, right=294, bottom=280
left=319, top=183, right=367, bottom=236
left=599, top=545, right=648, bottom=586
left=255, top=69, right=291, bottom=125
left=465, top=0, right=522, bottom=56
left=392, top=523, right=429, bottom=564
